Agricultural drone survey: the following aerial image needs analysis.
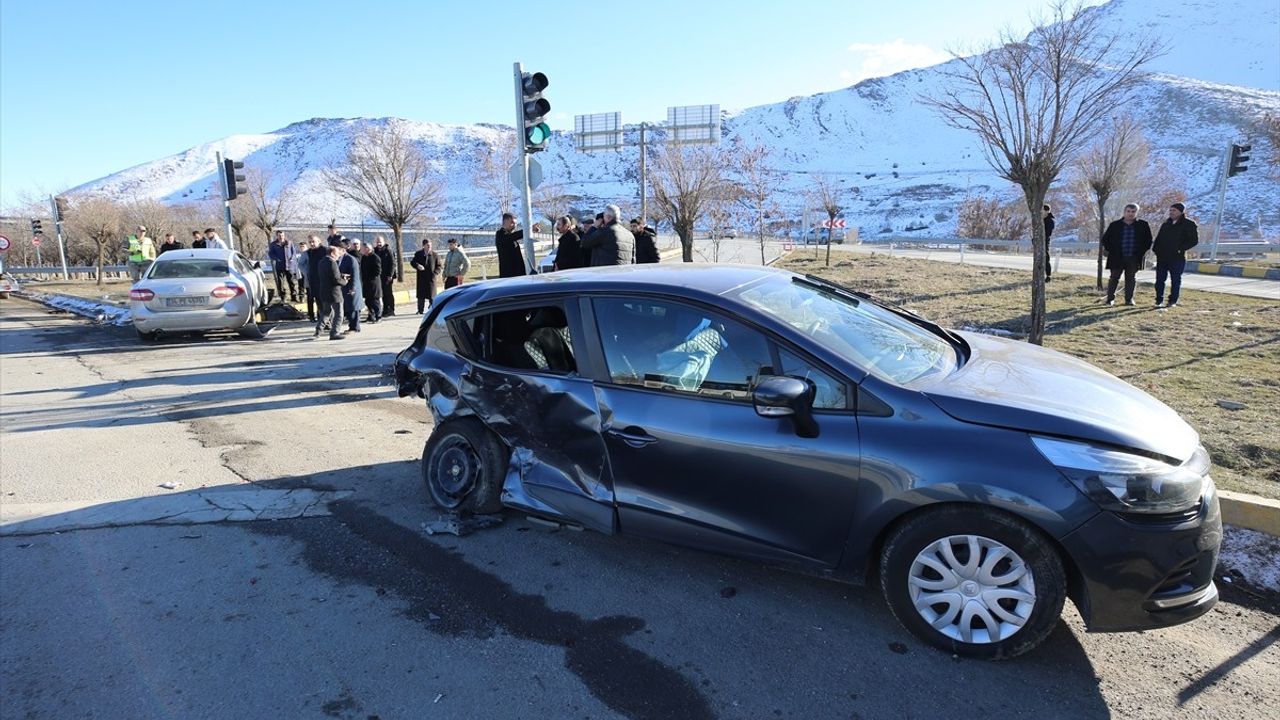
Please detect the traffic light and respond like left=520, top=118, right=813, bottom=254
left=519, top=71, right=551, bottom=152
left=31, top=219, right=43, bottom=236
left=54, top=197, right=70, bottom=223
left=223, top=158, right=247, bottom=200
left=1228, top=143, right=1251, bottom=177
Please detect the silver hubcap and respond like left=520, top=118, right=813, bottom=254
left=908, top=535, right=1036, bottom=644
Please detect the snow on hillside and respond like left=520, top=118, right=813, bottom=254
left=68, top=0, right=1280, bottom=238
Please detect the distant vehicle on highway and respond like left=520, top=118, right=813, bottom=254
left=129, top=249, right=267, bottom=340
left=395, top=264, right=1220, bottom=659
left=0, top=272, right=18, bottom=299
left=804, top=227, right=846, bottom=244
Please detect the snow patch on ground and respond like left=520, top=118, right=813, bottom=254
left=19, top=291, right=132, bottom=327
left=1219, top=525, right=1280, bottom=593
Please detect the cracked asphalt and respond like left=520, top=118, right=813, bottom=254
left=1, top=298, right=1277, bottom=720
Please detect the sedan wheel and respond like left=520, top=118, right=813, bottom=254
left=880, top=506, right=1066, bottom=659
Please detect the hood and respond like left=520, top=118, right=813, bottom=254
left=921, top=331, right=1198, bottom=462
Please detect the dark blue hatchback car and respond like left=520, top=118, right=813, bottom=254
left=395, top=264, right=1221, bottom=659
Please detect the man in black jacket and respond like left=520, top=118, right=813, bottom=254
left=410, top=238, right=441, bottom=313
left=304, top=236, right=328, bottom=322
left=553, top=216, right=584, bottom=270
left=1101, top=203, right=1153, bottom=306
left=314, top=243, right=347, bottom=340
left=1041, top=204, right=1055, bottom=283
left=374, top=236, right=397, bottom=316
left=1151, top=202, right=1198, bottom=308
left=495, top=213, right=526, bottom=278
left=359, top=244, right=383, bottom=322
left=581, top=205, right=635, bottom=266
left=630, top=218, right=659, bottom=263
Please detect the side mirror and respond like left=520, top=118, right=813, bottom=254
left=753, top=376, right=819, bottom=438
left=252, top=261, right=262, bottom=270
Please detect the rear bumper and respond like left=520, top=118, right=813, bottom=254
left=131, top=302, right=252, bottom=332
left=1061, top=481, right=1222, bottom=632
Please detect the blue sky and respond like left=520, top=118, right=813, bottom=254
left=0, top=0, right=1093, bottom=209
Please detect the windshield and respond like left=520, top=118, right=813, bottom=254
left=149, top=260, right=229, bottom=279
left=734, top=276, right=957, bottom=385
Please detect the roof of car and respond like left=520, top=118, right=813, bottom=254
left=154, top=249, right=239, bottom=260
left=449, top=263, right=797, bottom=306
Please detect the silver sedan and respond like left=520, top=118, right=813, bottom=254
left=129, top=249, right=267, bottom=340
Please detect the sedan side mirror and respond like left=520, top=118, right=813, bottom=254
left=252, top=261, right=262, bottom=270
left=753, top=376, right=819, bottom=438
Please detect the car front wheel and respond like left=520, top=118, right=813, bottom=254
left=879, top=505, right=1066, bottom=660
left=421, top=418, right=506, bottom=514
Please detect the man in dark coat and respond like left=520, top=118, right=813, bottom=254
left=495, top=213, right=526, bottom=278
left=411, top=238, right=441, bottom=313
left=581, top=205, right=635, bottom=266
left=191, top=230, right=207, bottom=249
left=158, top=233, right=184, bottom=255
left=314, top=244, right=347, bottom=340
left=268, top=231, right=297, bottom=302
left=630, top=218, right=659, bottom=263
left=1041, top=204, right=1055, bottom=283
left=1151, top=202, right=1199, bottom=308
left=359, top=244, right=383, bottom=322
left=1101, top=203, right=1153, bottom=306
left=374, top=236, right=397, bottom=316
left=552, top=216, right=584, bottom=271
left=339, top=238, right=364, bottom=332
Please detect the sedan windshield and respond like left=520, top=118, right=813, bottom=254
left=734, top=276, right=957, bottom=385
left=149, top=260, right=229, bottom=279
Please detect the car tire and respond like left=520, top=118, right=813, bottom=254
left=136, top=328, right=157, bottom=342
left=421, top=417, right=506, bottom=514
left=879, top=505, right=1066, bottom=660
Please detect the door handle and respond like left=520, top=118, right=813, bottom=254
left=606, top=426, right=658, bottom=448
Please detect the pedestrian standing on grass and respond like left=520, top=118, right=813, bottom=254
left=360, top=244, right=383, bottom=323
left=314, top=242, right=347, bottom=341
left=374, top=236, right=397, bottom=316
left=1101, top=203, right=1152, bottom=306
left=411, top=238, right=441, bottom=313
left=443, top=238, right=469, bottom=289
left=495, top=213, right=526, bottom=278
left=1042, top=204, right=1055, bottom=283
left=1152, top=202, right=1199, bottom=308
left=268, top=230, right=297, bottom=302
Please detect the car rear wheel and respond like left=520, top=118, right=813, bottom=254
left=422, top=418, right=506, bottom=514
left=136, top=328, right=157, bottom=342
left=880, top=506, right=1066, bottom=660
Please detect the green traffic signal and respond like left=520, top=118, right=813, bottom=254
left=527, top=122, right=550, bottom=147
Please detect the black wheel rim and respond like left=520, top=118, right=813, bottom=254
left=429, top=435, right=479, bottom=508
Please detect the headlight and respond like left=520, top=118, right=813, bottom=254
left=1032, top=437, right=1208, bottom=515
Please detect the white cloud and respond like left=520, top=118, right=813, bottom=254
left=843, top=39, right=950, bottom=83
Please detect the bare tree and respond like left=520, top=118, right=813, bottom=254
left=811, top=173, right=844, bottom=266
left=532, top=180, right=575, bottom=229
left=325, top=121, right=446, bottom=281
left=1070, top=115, right=1147, bottom=289
left=925, top=0, right=1160, bottom=343
left=957, top=194, right=1032, bottom=242
left=472, top=132, right=520, bottom=220
left=245, top=168, right=295, bottom=254
left=730, top=139, right=781, bottom=265
left=1261, top=112, right=1280, bottom=176
left=65, top=198, right=124, bottom=286
left=649, top=145, right=731, bottom=262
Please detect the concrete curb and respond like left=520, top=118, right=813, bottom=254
left=1185, top=261, right=1280, bottom=280
left=1219, top=490, right=1280, bottom=537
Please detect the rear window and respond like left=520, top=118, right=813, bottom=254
left=150, top=260, right=228, bottom=279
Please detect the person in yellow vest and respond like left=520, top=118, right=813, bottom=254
left=126, top=226, right=157, bottom=282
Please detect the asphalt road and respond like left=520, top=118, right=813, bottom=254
left=1, top=298, right=1278, bottom=720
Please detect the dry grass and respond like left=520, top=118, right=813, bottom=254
left=781, top=253, right=1280, bottom=500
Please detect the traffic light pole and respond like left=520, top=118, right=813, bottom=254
left=513, top=62, right=538, bottom=274
left=639, top=123, right=648, bottom=227
left=1209, top=143, right=1231, bottom=262
left=48, top=195, right=69, bottom=279
left=215, top=151, right=237, bottom=251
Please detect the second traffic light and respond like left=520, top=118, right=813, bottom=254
left=31, top=219, right=43, bottom=235
left=519, top=71, right=551, bottom=152
left=223, top=158, right=247, bottom=200
left=1228, top=143, right=1251, bottom=177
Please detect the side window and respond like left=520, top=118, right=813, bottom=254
left=778, top=347, right=849, bottom=410
left=457, top=304, right=575, bottom=374
left=592, top=297, right=773, bottom=401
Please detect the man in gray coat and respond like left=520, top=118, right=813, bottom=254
left=581, top=204, right=635, bottom=266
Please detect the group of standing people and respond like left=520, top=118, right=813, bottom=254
left=1100, top=202, right=1199, bottom=307
left=125, top=226, right=229, bottom=280
left=493, top=204, right=660, bottom=279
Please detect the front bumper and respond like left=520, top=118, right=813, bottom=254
left=1060, top=481, right=1222, bottom=632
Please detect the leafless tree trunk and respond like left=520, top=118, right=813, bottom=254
left=925, top=0, right=1160, bottom=344
left=66, top=198, right=124, bottom=286
left=1071, top=116, right=1146, bottom=289
left=812, top=174, right=843, bottom=267
left=473, top=132, right=520, bottom=220
left=730, top=139, right=780, bottom=265
left=325, top=120, right=446, bottom=281
left=649, top=146, right=731, bottom=262
left=245, top=168, right=295, bottom=252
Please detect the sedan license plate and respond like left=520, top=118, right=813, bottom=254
left=165, top=296, right=208, bottom=307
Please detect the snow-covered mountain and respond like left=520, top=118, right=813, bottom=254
left=69, top=0, right=1279, bottom=237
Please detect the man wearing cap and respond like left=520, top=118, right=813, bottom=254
left=1152, top=203, right=1199, bottom=308
left=443, top=238, right=470, bottom=289
left=125, top=226, right=157, bottom=281
left=581, top=205, right=635, bottom=266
